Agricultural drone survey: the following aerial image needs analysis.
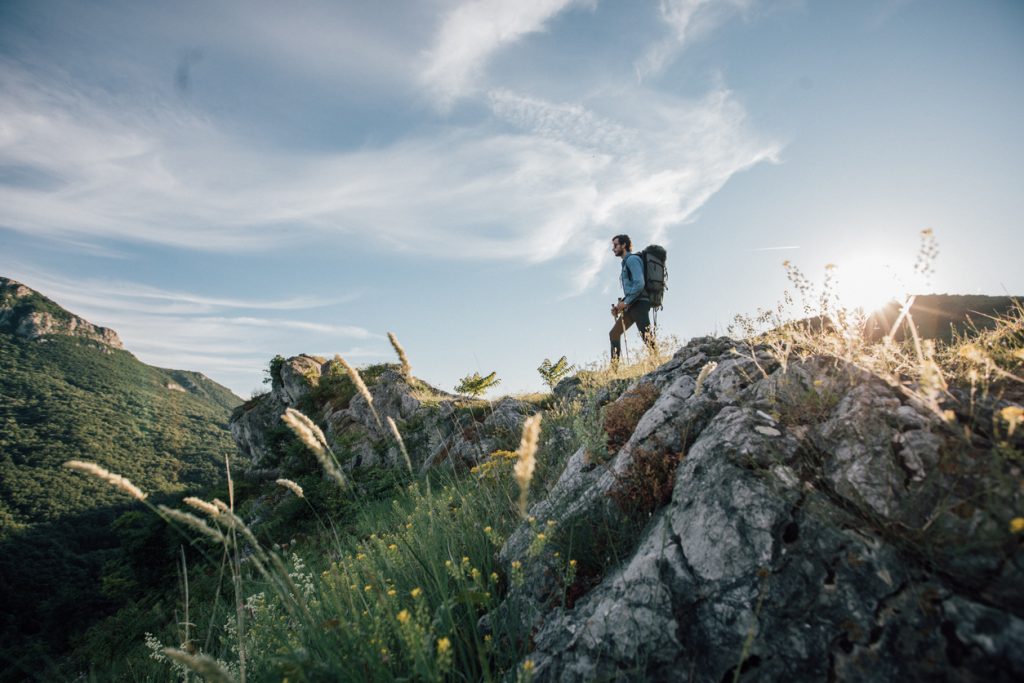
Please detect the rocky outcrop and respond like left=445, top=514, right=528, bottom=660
left=493, top=337, right=1024, bottom=682
left=0, top=277, right=123, bottom=348
left=230, top=355, right=536, bottom=473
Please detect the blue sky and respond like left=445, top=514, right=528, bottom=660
left=1, top=0, right=1022, bottom=398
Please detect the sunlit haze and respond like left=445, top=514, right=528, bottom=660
left=2, top=0, right=1022, bottom=397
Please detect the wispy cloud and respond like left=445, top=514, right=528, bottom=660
left=420, top=0, right=588, bottom=109
left=636, top=0, right=755, bottom=80
left=489, top=86, right=781, bottom=290
left=1, top=60, right=779, bottom=292
left=0, top=266, right=380, bottom=395
left=1, top=1, right=779, bottom=302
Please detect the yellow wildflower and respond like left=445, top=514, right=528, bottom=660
left=483, top=526, right=492, bottom=533
left=1000, top=406, right=1024, bottom=437
left=437, top=637, right=451, bottom=654
left=411, top=587, right=423, bottom=599
left=356, top=553, right=366, bottom=561
left=1011, top=517, right=1024, bottom=534
left=364, top=584, right=373, bottom=592
left=387, top=589, right=397, bottom=597
left=490, top=572, right=499, bottom=582
left=511, top=560, right=521, bottom=570
left=523, top=659, right=535, bottom=673
left=397, top=609, right=410, bottom=624
left=388, top=543, right=398, bottom=551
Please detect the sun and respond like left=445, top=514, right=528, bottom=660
left=833, top=254, right=905, bottom=314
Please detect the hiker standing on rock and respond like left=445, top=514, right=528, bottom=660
left=610, top=234, right=656, bottom=362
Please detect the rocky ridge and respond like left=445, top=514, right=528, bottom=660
left=0, top=277, right=123, bottom=349
left=228, top=337, right=1024, bottom=681
left=231, top=355, right=536, bottom=476
left=491, top=337, right=1024, bottom=682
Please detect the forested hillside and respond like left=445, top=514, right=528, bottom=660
left=0, top=277, right=241, bottom=678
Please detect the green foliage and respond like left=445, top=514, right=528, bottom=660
left=454, top=371, right=501, bottom=398
left=0, top=328, right=241, bottom=676
left=537, top=356, right=575, bottom=391
left=264, top=354, right=287, bottom=388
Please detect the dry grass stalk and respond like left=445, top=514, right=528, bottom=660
left=388, top=331, right=412, bottom=378
left=335, top=354, right=383, bottom=428
left=158, top=505, right=226, bottom=544
left=183, top=496, right=221, bottom=517
left=281, top=408, right=349, bottom=489
left=162, top=648, right=236, bottom=683
left=275, top=478, right=305, bottom=498
left=694, top=361, right=717, bottom=396
left=514, top=414, right=542, bottom=518
left=386, top=416, right=414, bottom=474
left=64, top=460, right=147, bottom=501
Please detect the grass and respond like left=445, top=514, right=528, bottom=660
left=62, top=331, right=679, bottom=682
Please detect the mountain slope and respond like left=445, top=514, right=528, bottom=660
left=0, top=277, right=241, bottom=532
left=0, top=276, right=243, bottom=677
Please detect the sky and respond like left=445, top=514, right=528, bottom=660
left=1, top=0, right=1022, bottom=399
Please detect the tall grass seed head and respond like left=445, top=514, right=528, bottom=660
left=183, top=496, right=221, bottom=517
left=335, top=354, right=374, bottom=407
left=275, top=478, right=305, bottom=498
left=387, top=331, right=412, bottom=377
left=64, top=460, right=147, bottom=501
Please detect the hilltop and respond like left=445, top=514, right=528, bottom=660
left=60, top=294, right=1021, bottom=682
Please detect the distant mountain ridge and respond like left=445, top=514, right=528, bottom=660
left=0, top=277, right=123, bottom=349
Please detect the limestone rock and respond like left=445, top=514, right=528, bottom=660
left=493, top=337, right=1024, bottom=682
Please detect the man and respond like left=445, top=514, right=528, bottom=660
left=610, top=234, right=655, bottom=362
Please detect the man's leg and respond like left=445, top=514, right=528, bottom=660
left=629, top=301, right=655, bottom=352
left=609, top=311, right=636, bottom=362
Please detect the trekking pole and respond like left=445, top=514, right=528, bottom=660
left=619, top=314, right=629, bottom=363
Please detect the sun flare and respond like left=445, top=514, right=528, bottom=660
left=833, top=255, right=905, bottom=314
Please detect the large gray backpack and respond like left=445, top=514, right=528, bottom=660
left=638, top=245, right=667, bottom=309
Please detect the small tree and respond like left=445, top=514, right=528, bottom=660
left=263, top=354, right=287, bottom=388
left=455, top=371, right=501, bottom=398
left=537, top=356, right=575, bottom=390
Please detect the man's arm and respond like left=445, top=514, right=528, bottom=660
left=622, top=254, right=645, bottom=306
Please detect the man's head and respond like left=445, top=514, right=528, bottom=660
left=612, top=234, right=632, bottom=258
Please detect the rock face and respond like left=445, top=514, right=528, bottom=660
left=230, top=356, right=536, bottom=474
left=0, top=277, right=123, bottom=348
left=494, top=337, right=1024, bottom=682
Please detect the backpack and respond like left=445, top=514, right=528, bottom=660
left=637, top=245, right=668, bottom=309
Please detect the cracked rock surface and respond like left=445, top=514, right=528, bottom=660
left=496, top=337, right=1024, bottom=682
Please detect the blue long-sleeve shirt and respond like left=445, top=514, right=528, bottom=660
left=620, top=253, right=647, bottom=305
